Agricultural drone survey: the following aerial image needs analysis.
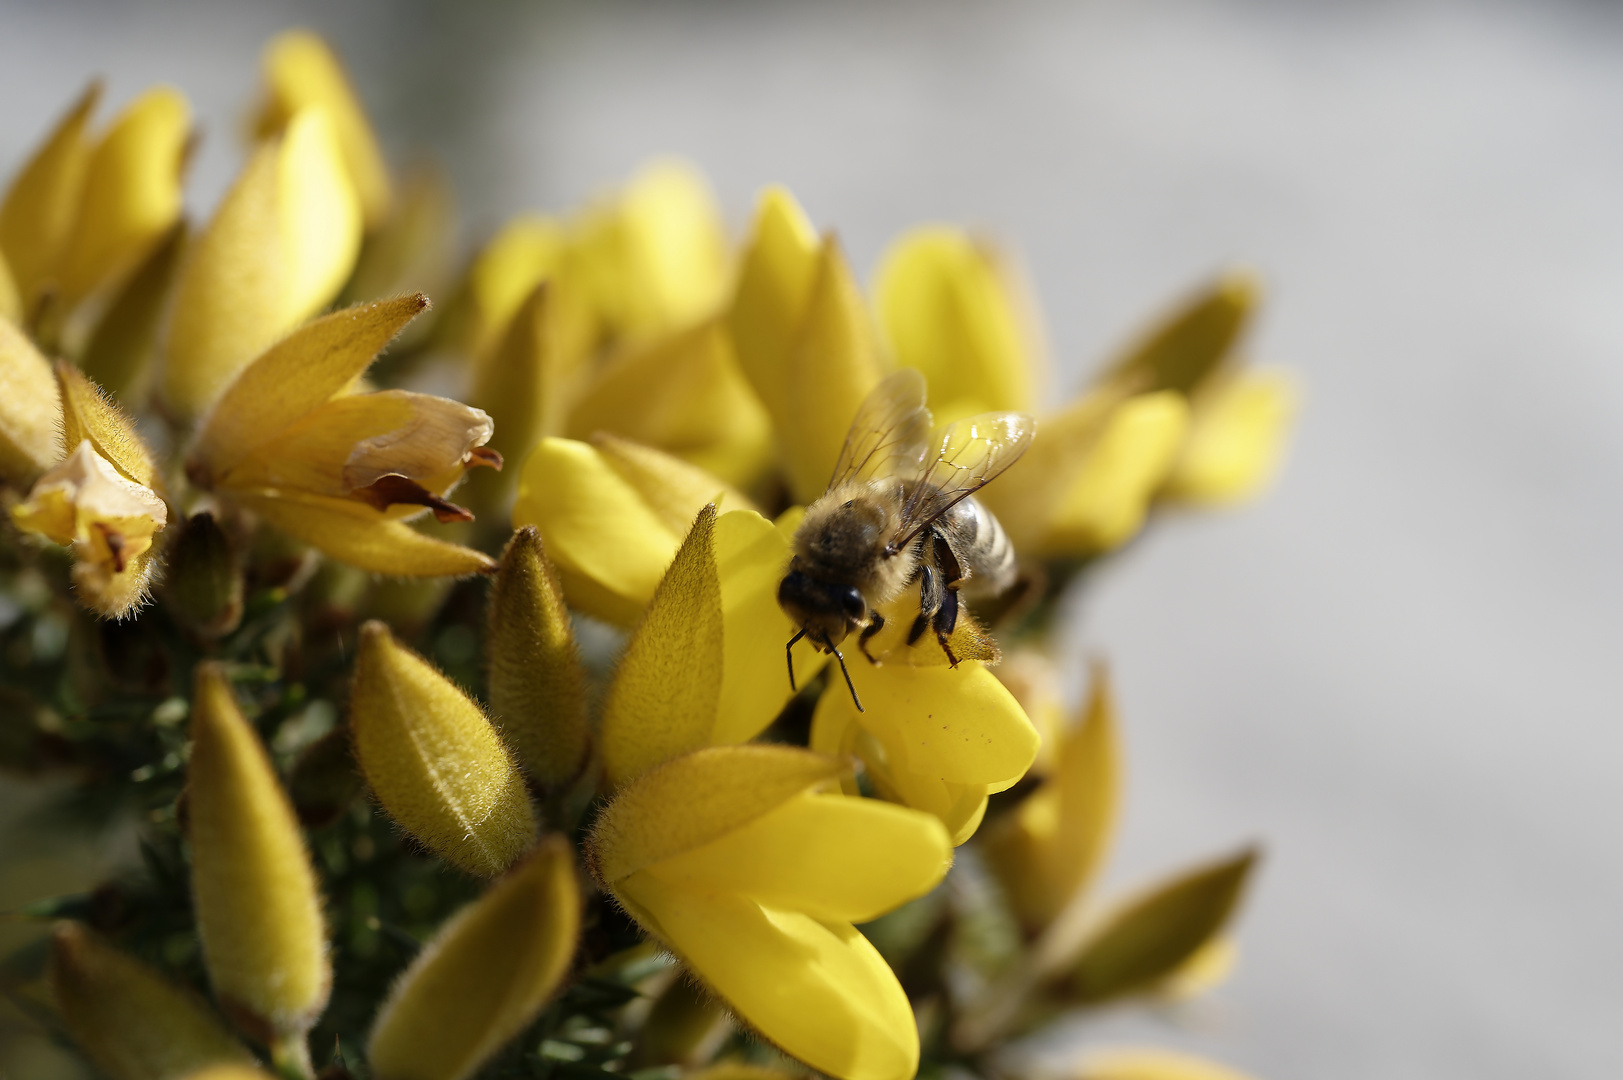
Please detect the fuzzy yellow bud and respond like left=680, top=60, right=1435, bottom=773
left=1065, top=847, right=1258, bottom=1004
left=57, top=86, right=190, bottom=304
left=0, top=82, right=97, bottom=306
left=351, top=621, right=537, bottom=876
left=727, top=186, right=819, bottom=431
left=187, top=664, right=330, bottom=1042
left=1103, top=269, right=1260, bottom=396
left=161, top=105, right=361, bottom=421
left=48, top=922, right=253, bottom=1080
left=255, top=30, right=393, bottom=228
left=0, top=315, right=62, bottom=486
left=164, top=512, right=243, bottom=639
left=487, top=527, right=590, bottom=791
left=366, top=836, right=581, bottom=1080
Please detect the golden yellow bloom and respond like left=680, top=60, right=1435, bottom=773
left=252, top=30, right=393, bottom=229
left=161, top=104, right=360, bottom=421
left=188, top=295, right=497, bottom=577
left=0, top=314, right=63, bottom=486
left=0, top=81, right=190, bottom=349
left=512, top=434, right=755, bottom=625
left=48, top=922, right=254, bottom=1080
left=1164, top=368, right=1298, bottom=505
left=10, top=362, right=168, bottom=617
left=351, top=620, right=537, bottom=876
left=367, top=837, right=580, bottom=1080
left=187, top=664, right=329, bottom=1043
left=590, top=745, right=951, bottom=1080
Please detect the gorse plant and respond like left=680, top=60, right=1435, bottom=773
left=0, top=29, right=1295, bottom=1080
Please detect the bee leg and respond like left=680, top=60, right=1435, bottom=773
left=858, top=614, right=886, bottom=664
left=908, top=563, right=942, bottom=646
left=785, top=628, right=807, bottom=690
left=832, top=646, right=864, bottom=712
left=933, top=586, right=961, bottom=667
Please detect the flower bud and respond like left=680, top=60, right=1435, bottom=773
left=163, top=513, right=242, bottom=638
left=48, top=921, right=253, bottom=1080
left=350, top=621, right=536, bottom=876
left=366, top=836, right=580, bottom=1080
left=0, top=314, right=63, bottom=487
left=1063, top=847, right=1258, bottom=1004
left=80, top=222, right=186, bottom=398
left=0, top=82, right=98, bottom=308
left=1101, top=268, right=1260, bottom=396
left=187, top=664, right=330, bottom=1042
left=487, top=527, right=589, bottom=791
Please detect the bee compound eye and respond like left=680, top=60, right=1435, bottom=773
left=838, top=585, right=866, bottom=620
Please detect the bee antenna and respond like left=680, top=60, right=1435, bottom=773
left=831, top=646, right=864, bottom=713
left=785, top=628, right=806, bottom=690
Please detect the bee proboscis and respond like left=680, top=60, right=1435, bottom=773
left=777, top=369, right=1036, bottom=711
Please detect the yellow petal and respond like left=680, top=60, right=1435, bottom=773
left=0, top=249, right=20, bottom=322
left=1044, top=391, right=1189, bottom=553
left=875, top=226, right=1039, bottom=416
left=190, top=295, right=429, bottom=483
left=1100, top=269, right=1260, bottom=396
left=80, top=221, right=186, bottom=398
left=510, top=437, right=684, bottom=625
left=728, top=186, right=819, bottom=430
left=366, top=837, right=580, bottom=1080
left=599, top=505, right=723, bottom=789
left=823, top=660, right=1040, bottom=787
left=221, top=388, right=491, bottom=504
left=342, top=161, right=455, bottom=301
left=0, top=314, right=64, bottom=485
left=589, top=744, right=843, bottom=884
left=711, top=507, right=824, bottom=745
left=1164, top=369, right=1297, bottom=505
left=463, top=214, right=569, bottom=358
left=781, top=237, right=887, bottom=503
left=0, top=82, right=97, bottom=305
left=574, top=159, right=731, bottom=340
left=187, top=664, right=329, bottom=1040
left=48, top=922, right=254, bottom=1080
left=470, top=281, right=593, bottom=486
left=1067, top=847, right=1258, bottom=1003
left=58, top=87, right=190, bottom=303
left=350, top=621, right=537, bottom=876
left=487, top=527, right=590, bottom=790
left=593, top=431, right=755, bottom=532
left=233, top=489, right=494, bottom=577
left=615, top=876, right=918, bottom=1080
left=1069, top=1048, right=1259, bottom=1080
left=57, top=360, right=162, bottom=491
left=982, top=665, right=1120, bottom=933
left=255, top=30, right=392, bottom=228
left=161, top=106, right=362, bottom=420
left=1155, top=935, right=1238, bottom=1001
left=566, top=317, right=774, bottom=489
left=647, top=790, right=950, bottom=923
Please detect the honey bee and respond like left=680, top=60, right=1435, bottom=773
left=778, top=368, right=1036, bottom=710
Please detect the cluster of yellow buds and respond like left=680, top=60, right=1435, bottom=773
left=0, top=27, right=1294, bottom=1080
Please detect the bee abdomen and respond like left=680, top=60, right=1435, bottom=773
left=946, top=496, right=1018, bottom=596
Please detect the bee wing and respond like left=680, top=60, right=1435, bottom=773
left=895, top=411, right=1037, bottom=549
left=826, top=368, right=934, bottom=491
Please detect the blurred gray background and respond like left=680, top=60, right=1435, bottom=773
left=2, top=0, right=1620, bottom=1076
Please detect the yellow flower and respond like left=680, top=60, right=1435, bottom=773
left=0, top=81, right=190, bottom=321
left=516, top=443, right=1036, bottom=840
left=161, top=103, right=360, bottom=421
left=187, top=295, right=497, bottom=577
left=252, top=30, right=393, bottom=229
left=10, top=361, right=168, bottom=617
left=872, top=223, right=1294, bottom=556
left=589, top=745, right=951, bottom=1080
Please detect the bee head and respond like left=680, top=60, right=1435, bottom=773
left=777, top=565, right=867, bottom=650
